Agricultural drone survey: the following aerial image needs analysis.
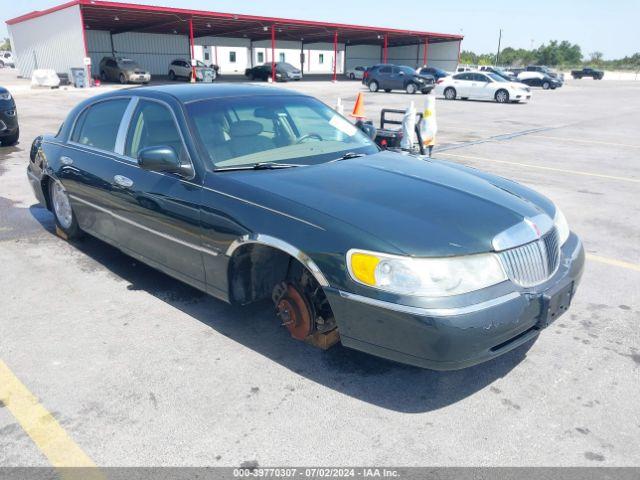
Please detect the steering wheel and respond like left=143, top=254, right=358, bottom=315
left=296, top=133, right=323, bottom=144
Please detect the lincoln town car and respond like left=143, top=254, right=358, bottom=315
left=27, top=84, right=584, bottom=370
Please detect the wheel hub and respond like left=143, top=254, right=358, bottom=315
left=274, top=284, right=313, bottom=340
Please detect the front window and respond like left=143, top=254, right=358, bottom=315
left=118, top=58, right=139, bottom=68
left=279, top=52, right=286, bottom=62
left=229, top=51, right=236, bottom=63
left=187, top=95, right=378, bottom=169
left=486, top=73, right=507, bottom=82
left=319, top=54, right=324, bottom=64
left=257, top=52, right=264, bottom=63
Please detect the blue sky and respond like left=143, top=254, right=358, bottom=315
left=2, top=0, right=638, bottom=59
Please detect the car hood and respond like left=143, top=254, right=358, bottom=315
left=228, top=151, right=555, bottom=256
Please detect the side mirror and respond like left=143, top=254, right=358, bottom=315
left=355, top=120, right=377, bottom=140
left=138, top=146, right=192, bottom=177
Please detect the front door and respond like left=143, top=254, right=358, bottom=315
left=108, top=98, right=207, bottom=290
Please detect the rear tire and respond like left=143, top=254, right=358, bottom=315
left=168, top=70, right=176, bottom=81
left=100, top=70, right=107, bottom=81
left=119, top=73, right=127, bottom=85
left=495, top=89, right=509, bottom=103
left=0, top=61, right=4, bottom=69
left=444, top=87, right=456, bottom=100
left=50, top=180, right=82, bottom=240
left=368, top=80, right=379, bottom=92
left=349, top=73, right=355, bottom=80
left=384, top=89, right=391, bottom=93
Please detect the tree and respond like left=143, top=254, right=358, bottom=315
left=0, top=38, right=10, bottom=51
left=589, top=51, right=604, bottom=66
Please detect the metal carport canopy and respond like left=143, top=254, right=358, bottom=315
left=43, top=0, right=462, bottom=46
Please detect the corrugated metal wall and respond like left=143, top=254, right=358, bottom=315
left=86, top=30, right=190, bottom=76
left=7, top=4, right=86, bottom=79
left=345, top=45, right=381, bottom=71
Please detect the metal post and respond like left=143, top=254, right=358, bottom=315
left=189, top=18, right=196, bottom=82
left=383, top=34, right=388, bottom=63
left=496, top=28, right=502, bottom=65
left=457, top=40, right=462, bottom=64
left=109, top=32, right=115, bottom=57
left=332, top=31, right=338, bottom=82
left=271, top=25, right=276, bottom=82
left=300, top=41, right=304, bottom=74
left=423, top=38, right=428, bottom=67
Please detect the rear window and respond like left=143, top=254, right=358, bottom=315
left=379, top=66, right=392, bottom=74
left=71, top=99, right=129, bottom=152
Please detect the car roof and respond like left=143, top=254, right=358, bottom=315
left=102, top=83, right=306, bottom=104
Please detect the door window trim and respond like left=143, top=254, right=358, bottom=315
left=67, top=95, right=197, bottom=181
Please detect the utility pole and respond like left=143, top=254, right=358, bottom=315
left=495, top=28, right=502, bottom=65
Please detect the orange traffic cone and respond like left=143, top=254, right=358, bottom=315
left=350, top=92, right=365, bottom=119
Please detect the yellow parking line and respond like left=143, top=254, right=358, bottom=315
left=587, top=253, right=640, bottom=272
left=531, top=134, right=640, bottom=149
left=438, top=152, right=640, bottom=184
left=0, top=360, right=103, bottom=478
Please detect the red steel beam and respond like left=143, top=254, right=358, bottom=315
left=383, top=33, right=388, bottom=63
left=271, top=24, right=276, bottom=82
left=332, top=31, right=338, bottom=82
left=423, top=38, right=428, bottom=66
left=189, top=17, right=196, bottom=81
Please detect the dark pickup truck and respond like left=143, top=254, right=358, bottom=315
left=571, top=68, right=604, bottom=80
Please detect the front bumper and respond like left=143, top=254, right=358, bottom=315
left=128, top=73, right=151, bottom=83
left=326, top=233, right=585, bottom=370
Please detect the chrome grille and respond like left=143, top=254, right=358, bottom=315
left=499, top=228, right=561, bottom=287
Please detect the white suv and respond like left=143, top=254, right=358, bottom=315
left=0, top=51, right=15, bottom=68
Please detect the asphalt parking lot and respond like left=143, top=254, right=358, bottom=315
left=1, top=69, right=639, bottom=467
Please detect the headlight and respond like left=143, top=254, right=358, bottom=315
left=554, top=207, right=570, bottom=246
left=347, top=249, right=507, bottom=297
left=0, top=92, right=11, bottom=101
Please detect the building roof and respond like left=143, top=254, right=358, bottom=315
left=6, top=0, right=463, bottom=47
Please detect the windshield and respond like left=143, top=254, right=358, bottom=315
left=196, top=60, right=208, bottom=67
left=119, top=59, right=139, bottom=68
left=187, top=95, right=378, bottom=169
left=487, top=73, right=507, bottom=82
left=278, top=62, right=297, bottom=72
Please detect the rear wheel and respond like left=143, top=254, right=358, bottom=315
left=168, top=70, right=176, bottom=81
left=50, top=180, right=81, bottom=239
left=495, top=89, right=509, bottom=103
left=444, top=87, right=457, bottom=100
left=0, top=61, right=4, bottom=69
left=119, top=73, right=127, bottom=84
left=368, top=80, right=379, bottom=92
left=542, top=81, right=550, bottom=90
left=349, top=73, right=355, bottom=80
left=100, top=70, right=107, bottom=81
left=406, top=82, right=417, bottom=94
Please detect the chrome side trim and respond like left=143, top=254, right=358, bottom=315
left=492, top=213, right=554, bottom=252
left=69, top=195, right=219, bottom=257
left=337, top=290, right=521, bottom=317
left=226, top=234, right=329, bottom=287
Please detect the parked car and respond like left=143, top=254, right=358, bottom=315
left=364, top=64, right=435, bottom=94
left=517, top=71, right=562, bottom=90
left=418, top=66, right=449, bottom=80
left=99, top=57, right=151, bottom=84
left=346, top=66, right=367, bottom=80
left=245, top=62, right=302, bottom=81
left=27, top=84, right=584, bottom=370
left=478, top=66, right=517, bottom=82
left=0, top=51, right=15, bottom=69
left=0, top=86, right=18, bottom=146
left=526, top=65, right=564, bottom=82
left=436, top=72, right=532, bottom=103
left=571, top=67, right=604, bottom=80
left=168, top=59, right=217, bottom=82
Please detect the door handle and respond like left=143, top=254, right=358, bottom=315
left=60, top=156, right=74, bottom=166
left=114, top=175, right=134, bottom=188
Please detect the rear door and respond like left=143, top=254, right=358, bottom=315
left=107, top=97, right=207, bottom=289
left=61, top=97, right=132, bottom=244
left=452, top=73, right=471, bottom=96
left=377, top=66, right=392, bottom=89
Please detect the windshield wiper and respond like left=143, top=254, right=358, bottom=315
left=333, top=152, right=366, bottom=161
left=214, top=162, right=304, bottom=172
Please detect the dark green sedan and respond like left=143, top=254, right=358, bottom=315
left=27, top=84, right=584, bottom=370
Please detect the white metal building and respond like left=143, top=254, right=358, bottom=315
left=6, top=0, right=463, bottom=81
